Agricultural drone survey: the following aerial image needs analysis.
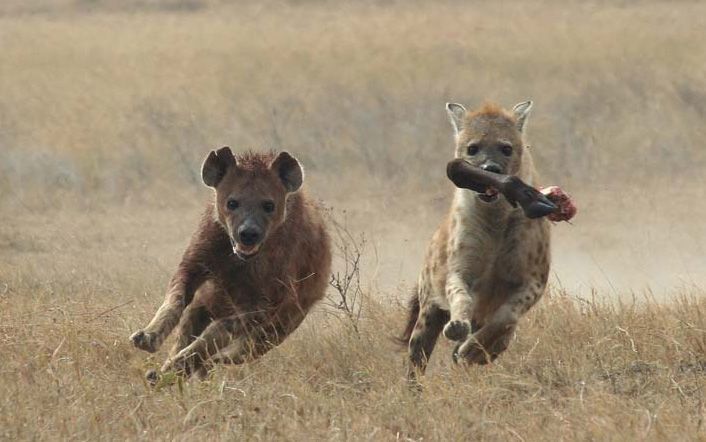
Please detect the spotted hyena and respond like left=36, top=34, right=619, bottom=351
left=130, top=148, right=331, bottom=380
left=401, top=101, right=551, bottom=379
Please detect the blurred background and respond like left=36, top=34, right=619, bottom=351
left=2, top=0, right=705, bottom=298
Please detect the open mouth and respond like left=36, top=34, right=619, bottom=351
left=477, top=187, right=499, bottom=203
left=232, top=242, right=261, bottom=261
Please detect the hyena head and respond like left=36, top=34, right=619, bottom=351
left=201, top=147, right=303, bottom=261
left=446, top=100, right=533, bottom=203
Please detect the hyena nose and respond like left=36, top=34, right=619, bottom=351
left=238, top=227, right=261, bottom=246
left=481, top=163, right=502, bottom=174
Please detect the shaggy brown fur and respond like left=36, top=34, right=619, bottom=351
left=130, top=148, right=331, bottom=379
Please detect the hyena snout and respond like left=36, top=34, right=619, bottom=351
left=480, top=162, right=502, bottom=174
left=478, top=162, right=503, bottom=203
left=238, top=223, right=262, bottom=246
left=231, top=219, right=266, bottom=260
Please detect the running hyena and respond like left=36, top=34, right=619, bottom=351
left=130, top=147, right=331, bottom=380
left=401, top=101, right=550, bottom=379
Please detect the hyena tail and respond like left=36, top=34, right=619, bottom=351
left=394, top=287, right=420, bottom=348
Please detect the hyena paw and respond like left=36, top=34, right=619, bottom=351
left=443, top=320, right=471, bottom=341
left=143, top=369, right=181, bottom=387
left=130, top=330, right=160, bottom=353
left=457, top=339, right=494, bottom=365
left=145, top=369, right=159, bottom=386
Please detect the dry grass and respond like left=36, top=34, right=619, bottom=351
left=2, top=209, right=706, bottom=440
left=2, top=0, right=706, bottom=440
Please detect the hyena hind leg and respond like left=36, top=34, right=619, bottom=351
left=408, top=303, right=450, bottom=381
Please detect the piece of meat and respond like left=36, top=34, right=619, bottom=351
left=540, top=186, right=577, bottom=222
left=446, top=159, right=576, bottom=222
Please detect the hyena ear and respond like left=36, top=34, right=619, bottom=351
left=270, top=151, right=304, bottom=193
left=201, top=146, right=236, bottom=188
left=512, top=100, right=533, bottom=132
left=446, top=103, right=467, bottom=136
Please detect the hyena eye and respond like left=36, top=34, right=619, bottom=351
left=226, top=199, right=239, bottom=211
left=501, top=145, right=513, bottom=156
left=262, top=201, right=275, bottom=213
left=468, top=144, right=480, bottom=156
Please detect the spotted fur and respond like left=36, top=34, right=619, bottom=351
left=403, top=101, right=551, bottom=380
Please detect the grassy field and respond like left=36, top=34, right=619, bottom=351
left=2, top=0, right=706, bottom=440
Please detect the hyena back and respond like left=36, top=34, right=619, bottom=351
left=402, top=101, right=550, bottom=379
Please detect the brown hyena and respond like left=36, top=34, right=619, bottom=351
left=401, top=101, right=551, bottom=380
left=129, top=147, right=331, bottom=380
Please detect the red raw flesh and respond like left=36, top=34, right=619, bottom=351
left=540, top=186, right=577, bottom=222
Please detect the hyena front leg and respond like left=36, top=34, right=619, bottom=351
left=130, top=267, right=205, bottom=353
left=408, top=299, right=450, bottom=381
left=143, top=303, right=214, bottom=384
left=161, top=309, right=303, bottom=377
left=169, top=302, right=213, bottom=358
left=206, top=325, right=286, bottom=367
left=442, top=272, right=475, bottom=342
left=458, top=284, right=544, bottom=364
left=451, top=319, right=481, bottom=364
left=206, top=309, right=308, bottom=369
left=168, top=324, right=287, bottom=381
left=159, top=315, right=244, bottom=377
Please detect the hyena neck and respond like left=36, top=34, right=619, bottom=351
left=453, top=188, right=512, bottom=229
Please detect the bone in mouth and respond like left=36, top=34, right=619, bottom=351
left=446, top=158, right=576, bottom=221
